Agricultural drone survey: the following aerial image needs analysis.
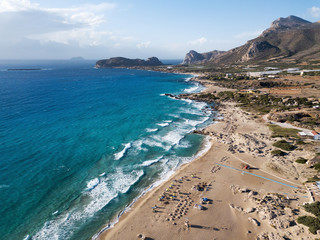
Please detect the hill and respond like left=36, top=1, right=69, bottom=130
left=95, top=57, right=163, bottom=68
left=183, top=16, right=320, bottom=65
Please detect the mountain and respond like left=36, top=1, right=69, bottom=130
left=182, top=50, right=225, bottom=64
left=183, top=16, right=320, bottom=65
left=95, top=57, right=163, bottom=68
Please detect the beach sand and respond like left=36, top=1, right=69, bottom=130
left=97, top=84, right=315, bottom=240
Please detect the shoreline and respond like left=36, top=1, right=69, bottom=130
left=95, top=74, right=317, bottom=240
left=92, top=74, right=215, bottom=239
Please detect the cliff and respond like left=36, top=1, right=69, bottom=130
left=95, top=57, right=163, bottom=68
left=182, top=50, right=225, bottom=65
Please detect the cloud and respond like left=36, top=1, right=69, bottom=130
left=136, top=41, right=151, bottom=49
left=188, top=37, right=207, bottom=45
left=309, top=6, right=320, bottom=18
left=234, top=30, right=263, bottom=39
left=0, top=0, right=39, bottom=12
left=0, top=0, right=119, bottom=49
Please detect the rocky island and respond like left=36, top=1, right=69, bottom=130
left=95, top=57, right=163, bottom=68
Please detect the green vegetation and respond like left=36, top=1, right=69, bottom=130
left=297, top=216, right=320, bottom=234
left=296, top=157, right=308, bottom=164
left=298, top=202, right=320, bottom=234
left=307, top=175, right=320, bottom=183
left=272, top=140, right=295, bottom=151
left=214, top=91, right=318, bottom=116
left=271, top=149, right=286, bottom=156
left=296, top=140, right=307, bottom=145
left=268, top=125, right=300, bottom=138
left=314, top=163, right=320, bottom=172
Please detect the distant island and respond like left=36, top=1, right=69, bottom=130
left=95, top=57, right=163, bottom=68
left=7, top=68, right=42, bottom=71
left=70, top=56, right=85, bottom=61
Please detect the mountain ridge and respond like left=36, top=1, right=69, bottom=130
left=183, top=16, right=320, bottom=65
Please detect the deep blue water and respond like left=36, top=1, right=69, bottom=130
left=0, top=60, right=213, bottom=240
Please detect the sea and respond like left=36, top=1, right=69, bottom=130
left=0, top=60, right=215, bottom=240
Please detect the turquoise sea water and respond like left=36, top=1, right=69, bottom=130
left=0, top=60, right=214, bottom=240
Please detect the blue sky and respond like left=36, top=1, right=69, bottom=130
left=1, top=0, right=320, bottom=59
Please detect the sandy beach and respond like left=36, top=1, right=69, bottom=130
left=97, top=83, right=316, bottom=240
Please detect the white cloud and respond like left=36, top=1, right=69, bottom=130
left=309, top=6, right=320, bottom=18
left=0, top=0, right=119, bottom=48
left=234, top=30, right=263, bottom=39
left=136, top=41, right=151, bottom=49
left=188, top=37, right=207, bottom=45
left=0, top=0, right=38, bottom=12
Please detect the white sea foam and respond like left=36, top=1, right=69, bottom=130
left=177, top=140, right=192, bottom=148
left=184, top=85, right=199, bottom=93
left=33, top=169, right=144, bottom=240
left=86, top=178, right=100, bottom=191
left=153, top=129, right=185, bottom=147
left=195, top=136, right=212, bottom=159
left=114, top=143, right=131, bottom=160
left=146, top=128, right=158, bottom=133
left=132, top=139, right=147, bottom=152
left=141, top=157, right=163, bottom=167
left=93, top=139, right=213, bottom=240
left=157, top=122, right=169, bottom=127
left=143, top=138, right=170, bottom=150
left=193, top=101, right=207, bottom=110
left=52, top=211, right=58, bottom=215
left=185, top=117, right=209, bottom=127
left=184, top=82, right=205, bottom=93
left=0, top=184, right=10, bottom=189
left=181, top=98, right=193, bottom=104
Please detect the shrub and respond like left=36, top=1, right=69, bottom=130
left=314, top=163, right=320, bottom=172
left=298, top=202, right=320, bottom=234
left=271, top=149, right=286, bottom=156
left=297, top=216, right=320, bottom=234
left=296, top=140, right=307, bottom=145
left=273, top=140, right=295, bottom=151
left=307, top=175, right=320, bottom=182
left=296, top=157, right=308, bottom=164
left=268, top=125, right=300, bottom=138
left=304, top=202, right=320, bottom=218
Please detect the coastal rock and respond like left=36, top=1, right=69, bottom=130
left=248, top=217, right=260, bottom=226
left=95, top=57, right=163, bottom=68
left=182, top=50, right=225, bottom=65
left=245, top=207, right=256, bottom=214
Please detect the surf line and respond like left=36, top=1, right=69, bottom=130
left=216, top=163, right=299, bottom=189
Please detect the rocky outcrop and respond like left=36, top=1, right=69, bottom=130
left=95, top=57, right=163, bottom=68
left=182, top=50, right=225, bottom=65
left=263, top=15, right=311, bottom=35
